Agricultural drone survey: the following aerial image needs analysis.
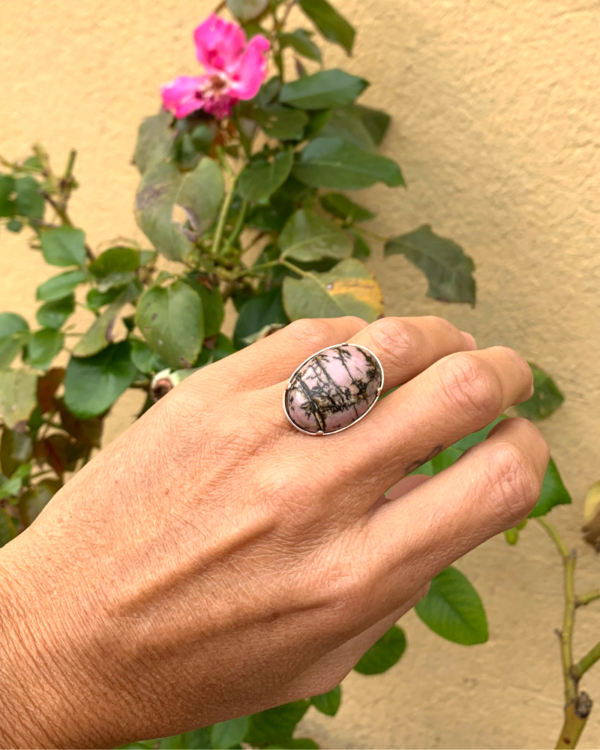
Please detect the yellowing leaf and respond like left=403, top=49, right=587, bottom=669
left=283, top=258, right=383, bottom=322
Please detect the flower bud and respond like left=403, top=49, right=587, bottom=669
left=151, top=368, right=200, bottom=402
left=582, top=481, right=600, bottom=551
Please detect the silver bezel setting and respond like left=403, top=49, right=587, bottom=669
left=282, top=342, right=385, bottom=436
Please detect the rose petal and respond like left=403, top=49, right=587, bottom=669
left=228, top=34, right=270, bottom=101
left=194, top=13, right=246, bottom=74
left=161, top=75, right=204, bottom=118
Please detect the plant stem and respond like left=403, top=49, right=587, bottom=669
left=537, top=519, right=594, bottom=749
left=280, top=258, right=313, bottom=278
left=574, top=642, right=600, bottom=680
left=556, top=696, right=593, bottom=750
left=221, top=199, right=248, bottom=257
left=354, top=225, right=390, bottom=244
left=64, top=149, right=77, bottom=181
left=576, top=589, right=600, bottom=607
left=211, top=157, right=238, bottom=257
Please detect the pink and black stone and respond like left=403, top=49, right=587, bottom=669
left=284, top=344, right=384, bottom=435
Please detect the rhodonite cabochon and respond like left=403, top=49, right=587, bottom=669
left=284, top=344, right=384, bottom=435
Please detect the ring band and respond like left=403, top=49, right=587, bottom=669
left=283, top=343, right=384, bottom=436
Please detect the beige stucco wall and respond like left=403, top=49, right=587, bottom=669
left=1, top=0, right=600, bottom=747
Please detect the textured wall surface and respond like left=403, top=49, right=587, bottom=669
left=1, top=0, right=600, bottom=747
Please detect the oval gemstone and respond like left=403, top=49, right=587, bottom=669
left=284, top=344, right=383, bottom=435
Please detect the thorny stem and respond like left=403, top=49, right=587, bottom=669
left=536, top=518, right=597, bottom=749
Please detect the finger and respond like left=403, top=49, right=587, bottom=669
left=362, top=418, right=549, bottom=617
left=281, top=345, right=534, bottom=514
left=347, top=316, right=476, bottom=393
left=262, top=316, right=474, bottom=436
left=281, top=587, right=428, bottom=703
left=193, top=317, right=368, bottom=391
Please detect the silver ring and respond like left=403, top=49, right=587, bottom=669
left=283, top=343, right=384, bottom=436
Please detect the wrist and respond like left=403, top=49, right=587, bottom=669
left=0, top=538, right=102, bottom=748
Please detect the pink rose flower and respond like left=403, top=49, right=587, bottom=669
left=161, top=14, right=270, bottom=120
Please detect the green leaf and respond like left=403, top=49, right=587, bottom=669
left=320, top=193, right=376, bottom=224
left=385, top=225, right=476, bottom=306
left=246, top=701, right=310, bottom=748
left=0, top=313, right=29, bottom=339
left=36, top=270, right=87, bottom=303
left=234, top=287, right=289, bottom=349
left=0, top=427, right=33, bottom=477
left=299, top=0, right=355, bottom=53
left=294, top=137, right=404, bottom=190
left=0, top=370, right=38, bottom=428
left=133, top=111, right=174, bottom=174
left=246, top=104, right=309, bottom=141
left=351, top=104, right=391, bottom=146
left=227, top=0, right=269, bottom=21
left=310, top=685, right=341, bottom=716
left=74, top=282, right=141, bottom=358
left=24, top=328, right=64, bottom=370
left=15, top=176, right=44, bottom=220
left=6, top=219, right=23, bottom=233
left=0, top=463, right=31, bottom=500
left=239, top=149, right=294, bottom=204
left=20, top=479, right=61, bottom=526
left=317, top=107, right=377, bottom=151
left=211, top=716, right=250, bottom=749
left=350, top=229, right=371, bottom=259
left=415, top=566, right=489, bottom=645
left=280, top=70, right=367, bottom=110
left=36, top=295, right=75, bottom=330
left=452, top=417, right=506, bottom=451
left=430, top=446, right=463, bottom=474
left=0, top=509, right=16, bottom=548
left=354, top=625, right=407, bottom=675
left=529, top=457, right=572, bottom=518
left=0, top=175, right=16, bottom=217
left=283, top=258, right=383, bottom=322
left=130, top=339, right=168, bottom=374
left=279, top=29, right=322, bottom=62
left=40, top=227, right=87, bottom=268
left=136, top=281, right=204, bottom=368
left=197, top=333, right=236, bottom=366
left=0, top=313, right=29, bottom=370
left=280, top=208, right=352, bottom=262
left=135, top=158, right=224, bottom=262
left=64, top=341, right=138, bottom=419
left=89, top=247, right=140, bottom=291
left=86, top=286, right=125, bottom=311
left=184, top=275, right=225, bottom=338
left=515, top=363, right=564, bottom=421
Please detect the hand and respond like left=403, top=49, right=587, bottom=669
left=0, top=316, right=548, bottom=748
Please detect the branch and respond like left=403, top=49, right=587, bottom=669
left=537, top=519, right=577, bottom=702
left=576, top=590, right=600, bottom=608
left=574, top=642, right=600, bottom=680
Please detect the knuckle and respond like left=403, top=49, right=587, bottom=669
left=483, top=442, right=540, bottom=524
left=439, top=353, right=503, bottom=417
left=285, top=318, right=336, bottom=349
left=367, top=317, right=422, bottom=362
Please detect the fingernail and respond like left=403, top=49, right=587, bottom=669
left=461, top=331, right=477, bottom=350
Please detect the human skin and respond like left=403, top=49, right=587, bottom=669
left=0, top=315, right=548, bottom=748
